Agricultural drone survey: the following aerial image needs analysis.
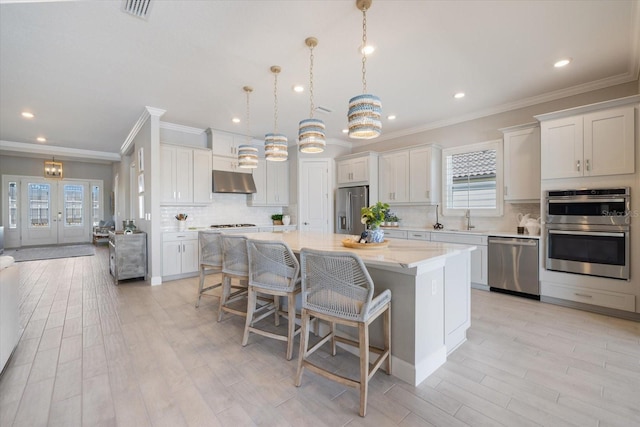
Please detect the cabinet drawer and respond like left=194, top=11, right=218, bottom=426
left=163, top=231, right=198, bottom=242
left=407, top=231, right=430, bottom=241
left=431, top=232, right=488, bottom=246
left=383, top=229, right=407, bottom=239
left=541, top=281, right=635, bottom=312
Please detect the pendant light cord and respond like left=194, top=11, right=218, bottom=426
left=245, top=87, right=251, bottom=144
left=309, top=43, right=315, bottom=118
left=273, top=71, right=279, bottom=132
left=361, top=6, right=368, bottom=93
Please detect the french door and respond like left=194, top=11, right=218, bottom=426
left=21, top=179, right=91, bottom=246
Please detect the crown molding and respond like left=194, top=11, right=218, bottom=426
left=0, top=140, right=120, bottom=163
left=364, top=71, right=639, bottom=146
left=159, top=121, right=205, bottom=135
left=120, top=106, right=166, bottom=156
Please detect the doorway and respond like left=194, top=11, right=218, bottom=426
left=298, top=158, right=332, bottom=233
left=2, top=176, right=103, bottom=248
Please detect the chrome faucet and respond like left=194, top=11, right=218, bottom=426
left=465, top=209, right=475, bottom=230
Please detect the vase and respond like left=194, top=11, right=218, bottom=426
left=367, top=227, right=385, bottom=243
left=282, top=215, right=291, bottom=226
left=178, top=221, right=186, bottom=231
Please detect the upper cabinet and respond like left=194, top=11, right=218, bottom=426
left=500, top=123, right=540, bottom=202
left=379, top=145, right=441, bottom=205
left=248, top=159, right=289, bottom=207
left=160, top=144, right=212, bottom=205
left=536, top=97, right=637, bottom=180
left=206, top=128, right=253, bottom=174
left=337, top=153, right=378, bottom=186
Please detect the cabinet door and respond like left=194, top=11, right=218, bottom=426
left=174, top=148, right=193, bottom=203
left=583, top=106, right=635, bottom=177
left=212, top=156, right=235, bottom=172
left=409, top=147, right=432, bottom=203
left=250, top=159, right=267, bottom=205
left=267, top=161, right=289, bottom=205
left=162, top=241, right=182, bottom=276
left=470, top=245, right=488, bottom=285
left=541, top=117, right=583, bottom=179
left=391, top=152, right=410, bottom=203
left=378, top=154, right=393, bottom=203
left=337, top=160, right=353, bottom=185
left=193, top=150, right=213, bottom=204
left=210, top=132, right=237, bottom=157
left=350, top=157, right=369, bottom=182
left=503, top=127, right=540, bottom=201
left=181, top=240, right=199, bottom=274
left=160, top=145, right=177, bottom=203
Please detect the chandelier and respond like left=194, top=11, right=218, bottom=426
left=238, top=86, right=258, bottom=168
left=348, top=0, right=382, bottom=139
left=298, top=37, right=326, bottom=153
left=265, top=65, right=288, bottom=161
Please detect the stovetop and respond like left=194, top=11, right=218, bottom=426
left=209, top=223, right=256, bottom=229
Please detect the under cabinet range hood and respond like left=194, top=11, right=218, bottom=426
left=212, top=170, right=257, bottom=194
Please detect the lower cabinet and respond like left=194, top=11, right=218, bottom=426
left=430, top=232, right=488, bottom=286
left=162, top=232, right=199, bottom=278
left=541, top=281, right=635, bottom=312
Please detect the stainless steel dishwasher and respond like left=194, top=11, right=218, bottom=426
left=488, top=236, right=539, bottom=299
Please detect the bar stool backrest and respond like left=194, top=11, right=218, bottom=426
left=222, top=234, right=249, bottom=277
left=199, top=231, right=223, bottom=268
left=300, top=248, right=374, bottom=322
left=247, top=239, right=300, bottom=292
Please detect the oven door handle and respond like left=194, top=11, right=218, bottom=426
left=548, top=229, right=626, bottom=238
left=547, top=198, right=626, bottom=204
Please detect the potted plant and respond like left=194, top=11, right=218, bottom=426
left=390, top=214, right=400, bottom=227
left=360, top=202, right=389, bottom=243
left=271, top=214, right=284, bottom=225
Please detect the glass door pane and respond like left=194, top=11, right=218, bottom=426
left=91, top=185, right=100, bottom=226
left=63, top=184, right=84, bottom=227
left=28, top=183, right=51, bottom=228
left=8, top=181, right=17, bottom=229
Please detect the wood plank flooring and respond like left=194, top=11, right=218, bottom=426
left=1, top=246, right=639, bottom=426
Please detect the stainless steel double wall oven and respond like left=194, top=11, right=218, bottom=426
left=545, top=188, right=630, bottom=280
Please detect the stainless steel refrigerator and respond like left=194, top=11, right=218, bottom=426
left=335, top=186, right=369, bottom=235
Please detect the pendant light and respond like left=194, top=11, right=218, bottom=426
left=238, top=86, right=258, bottom=169
left=348, top=0, right=382, bottom=139
left=298, top=37, right=326, bottom=153
left=265, top=65, right=288, bottom=161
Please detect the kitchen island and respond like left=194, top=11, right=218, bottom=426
left=239, top=231, right=475, bottom=386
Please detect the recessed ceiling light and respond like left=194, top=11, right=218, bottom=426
left=232, top=117, right=240, bottom=123
left=37, top=137, right=46, bottom=142
left=387, top=115, right=396, bottom=120
left=360, top=44, right=375, bottom=55
left=342, top=129, right=348, bottom=134
left=21, top=111, right=34, bottom=118
left=454, top=92, right=465, bottom=99
left=293, top=85, right=304, bottom=93
left=554, top=58, right=571, bottom=68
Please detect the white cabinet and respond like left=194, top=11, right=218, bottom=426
left=160, top=145, right=213, bottom=205
left=501, top=124, right=540, bottom=201
left=541, top=281, right=635, bottom=312
left=539, top=105, right=635, bottom=179
left=379, top=151, right=410, bottom=204
left=430, top=232, right=488, bottom=286
left=162, top=232, right=199, bottom=277
left=248, top=159, right=289, bottom=206
left=160, top=145, right=193, bottom=204
left=408, top=146, right=441, bottom=204
left=211, top=155, right=252, bottom=174
left=208, top=130, right=240, bottom=158
left=337, top=154, right=372, bottom=185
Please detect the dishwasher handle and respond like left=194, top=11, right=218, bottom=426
left=488, top=238, right=537, bottom=247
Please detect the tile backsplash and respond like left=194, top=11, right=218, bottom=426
left=160, top=193, right=285, bottom=230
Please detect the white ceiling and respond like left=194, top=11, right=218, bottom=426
left=1, top=0, right=639, bottom=161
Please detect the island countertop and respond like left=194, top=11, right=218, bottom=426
left=236, top=231, right=476, bottom=270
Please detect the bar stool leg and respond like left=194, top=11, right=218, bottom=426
left=358, top=322, right=369, bottom=417
left=195, top=266, right=205, bottom=308
left=286, top=293, right=296, bottom=360
left=242, top=286, right=257, bottom=346
left=217, top=275, right=230, bottom=322
left=295, top=308, right=310, bottom=386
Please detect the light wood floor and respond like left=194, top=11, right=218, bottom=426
left=1, top=246, right=639, bottom=426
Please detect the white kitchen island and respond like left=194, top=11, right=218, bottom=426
left=239, top=231, right=475, bottom=386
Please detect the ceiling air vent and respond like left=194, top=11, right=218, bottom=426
left=122, top=0, right=152, bottom=20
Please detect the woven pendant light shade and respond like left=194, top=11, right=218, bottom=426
left=298, top=37, right=325, bottom=153
left=238, top=145, right=258, bottom=168
left=265, top=133, right=288, bottom=161
left=348, top=94, right=382, bottom=139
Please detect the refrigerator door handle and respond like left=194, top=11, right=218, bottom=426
left=346, top=192, right=352, bottom=231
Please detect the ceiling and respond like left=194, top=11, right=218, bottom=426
left=1, top=0, right=639, bottom=162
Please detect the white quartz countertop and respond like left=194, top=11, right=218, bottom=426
left=238, top=231, right=476, bottom=269
left=381, top=226, right=541, bottom=240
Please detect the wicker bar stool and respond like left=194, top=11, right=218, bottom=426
left=195, top=231, right=223, bottom=308
left=296, top=248, right=391, bottom=417
left=243, top=239, right=301, bottom=360
left=217, top=234, right=251, bottom=321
